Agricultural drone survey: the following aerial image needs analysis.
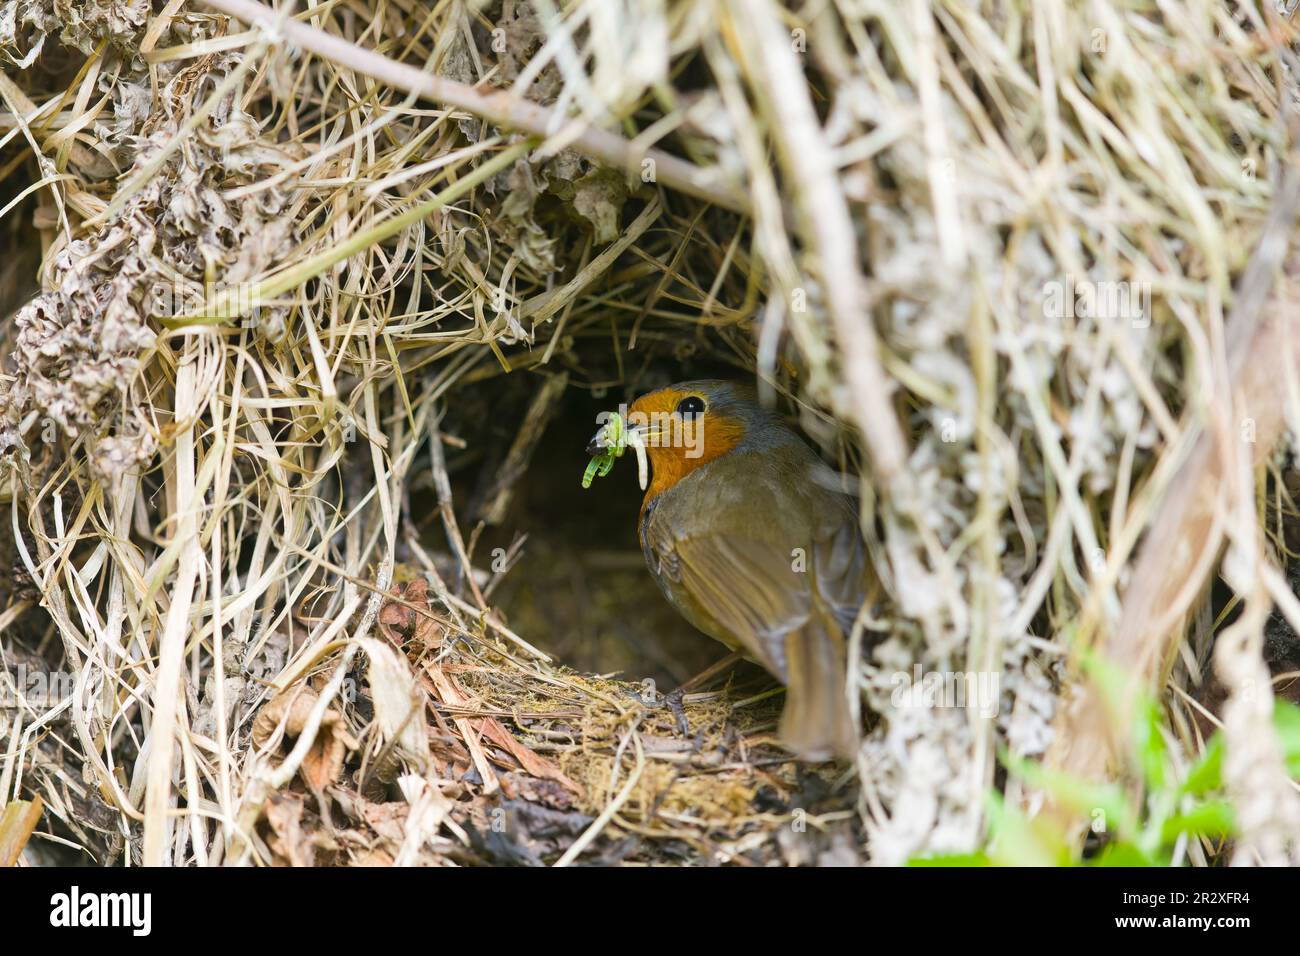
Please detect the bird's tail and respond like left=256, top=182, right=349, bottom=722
left=779, top=604, right=859, bottom=761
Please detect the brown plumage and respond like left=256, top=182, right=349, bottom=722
left=593, top=380, right=869, bottom=760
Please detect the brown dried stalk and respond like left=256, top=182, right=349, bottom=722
left=198, top=0, right=751, bottom=214
left=1045, top=154, right=1300, bottom=846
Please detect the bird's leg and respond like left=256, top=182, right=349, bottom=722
left=648, top=651, right=743, bottom=740
left=667, top=651, right=747, bottom=740
left=663, top=688, right=690, bottom=737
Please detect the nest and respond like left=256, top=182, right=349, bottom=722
left=2, top=0, right=1300, bottom=866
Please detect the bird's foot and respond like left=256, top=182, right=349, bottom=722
left=663, top=687, right=691, bottom=737
left=618, top=683, right=694, bottom=740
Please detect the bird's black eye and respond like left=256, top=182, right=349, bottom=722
left=676, top=395, right=706, bottom=417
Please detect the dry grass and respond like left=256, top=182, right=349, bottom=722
left=1, top=0, right=1300, bottom=866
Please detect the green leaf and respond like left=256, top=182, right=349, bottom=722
left=1159, top=800, right=1234, bottom=843
left=1080, top=652, right=1168, bottom=789
left=1274, top=699, right=1300, bottom=778
left=1133, top=695, right=1168, bottom=790
left=986, top=792, right=1074, bottom=866
left=1000, top=747, right=1138, bottom=839
left=1180, top=733, right=1224, bottom=796
left=907, top=852, right=992, bottom=867
left=1090, top=841, right=1155, bottom=867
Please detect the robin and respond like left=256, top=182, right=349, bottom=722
left=588, top=380, right=868, bottom=760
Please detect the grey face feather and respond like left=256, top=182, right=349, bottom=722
left=661, top=379, right=794, bottom=453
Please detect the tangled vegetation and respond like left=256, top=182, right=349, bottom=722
left=2, top=0, right=1300, bottom=866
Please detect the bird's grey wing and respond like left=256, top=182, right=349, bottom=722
left=813, top=508, right=872, bottom=633
left=649, top=524, right=858, bottom=757
left=643, top=516, right=813, bottom=679
left=641, top=449, right=870, bottom=676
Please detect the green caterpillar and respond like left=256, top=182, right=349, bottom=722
left=582, top=411, right=627, bottom=488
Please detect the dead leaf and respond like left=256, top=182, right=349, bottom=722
left=361, top=802, right=409, bottom=844
left=468, top=799, right=605, bottom=867
left=357, top=637, right=430, bottom=772
left=378, top=580, right=444, bottom=649
left=0, top=796, right=43, bottom=866
left=252, top=683, right=352, bottom=789
left=571, top=167, right=629, bottom=244
left=477, top=717, right=583, bottom=796
left=264, top=793, right=315, bottom=867
left=425, top=662, right=499, bottom=794
left=499, top=772, right=577, bottom=811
